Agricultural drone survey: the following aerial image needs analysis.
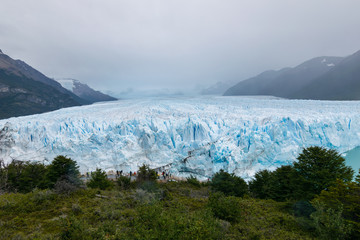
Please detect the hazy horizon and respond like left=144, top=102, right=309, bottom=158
left=1, top=0, right=360, bottom=95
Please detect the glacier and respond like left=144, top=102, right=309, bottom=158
left=0, top=96, right=359, bottom=180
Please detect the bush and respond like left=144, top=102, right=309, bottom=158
left=186, top=175, right=201, bottom=188
left=210, top=169, right=248, bottom=197
left=117, top=175, right=131, bottom=190
left=87, top=168, right=112, bottom=190
left=54, top=179, right=79, bottom=195
left=136, top=164, right=157, bottom=182
left=312, top=179, right=360, bottom=238
left=311, top=201, right=351, bottom=240
left=208, top=192, right=241, bottom=223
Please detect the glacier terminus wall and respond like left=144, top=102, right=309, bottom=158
left=0, top=96, right=359, bottom=180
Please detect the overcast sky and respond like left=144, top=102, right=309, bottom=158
left=1, top=0, right=360, bottom=94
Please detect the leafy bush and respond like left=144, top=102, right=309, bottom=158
left=312, top=179, right=360, bottom=238
left=210, top=169, right=248, bottom=197
left=54, top=179, right=79, bottom=195
left=292, top=200, right=315, bottom=218
left=186, top=175, right=201, bottom=188
left=311, top=201, right=351, bottom=240
left=208, top=192, right=241, bottom=223
left=87, top=168, right=112, bottom=190
left=136, top=164, right=157, bottom=182
left=117, top=175, right=132, bottom=190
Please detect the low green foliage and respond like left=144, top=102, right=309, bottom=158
left=208, top=192, right=241, bottom=222
left=136, top=164, right=157, bottom=182
left=117, top=175, right=132, bottom=189
left=312, top=179, right=360, bottom=238
left=0, top=182, right=315, bottom=239
left=186, top=175, right=201, bottom=188
left=310, top=201, right=351, bottom=240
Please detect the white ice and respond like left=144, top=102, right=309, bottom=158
left=1, top=96, right=359, bottom=180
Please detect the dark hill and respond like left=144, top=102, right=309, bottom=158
left=0, top=49, right=87, bottom=119
left=224, top=56, right=343, bottom=98
left=293, top=50, right=360, bottom=100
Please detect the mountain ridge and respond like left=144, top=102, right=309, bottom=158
left=224, top=56, right=344, bottom=98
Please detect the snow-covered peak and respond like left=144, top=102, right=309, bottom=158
left=0, top=49, right=3, bottom=54
left=327, top=63, right=335, bottom=67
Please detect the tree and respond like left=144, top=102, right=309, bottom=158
left=249, top=166, right=299, bottom=201
left=210, top=169, right=248, bottom=197
left=249, top=169, right=274, bottom=199
left=355, top=169, right=360, bottom=186
left=0, top=160, right=47, bottom=193
left=271, top=165, right=299, bottom=201
left=87, top=168, right=112, bottom=190
left=46, top=155, right=81, bottom=188
left=294, top=146, right=354, bottom=199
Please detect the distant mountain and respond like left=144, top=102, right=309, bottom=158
left=224, top=56, right=343, bottom=98
left=293, top=50, right=360, bottom=100
left=57, top=78, right=117, bottom=104
left=201, top=80, right=239, bottom=95
left=0, top=49, right=86, bottom=119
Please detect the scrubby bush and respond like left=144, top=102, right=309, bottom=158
left=186, top=175, right=201, bottom=188
left=208, top=192, right=241, bottom=223
left=210, top=169, right=248, bottom=197
left=311, top=201, right=351, bottom=240
left=312, top=179, right=360, bottom=238
left=136, top=164, right=157, bottom=182
left=54, top=179, right=79, bottom=195
left=87, top=168, right=112, bottom=190
left=117, top=175, right=131, bottom=190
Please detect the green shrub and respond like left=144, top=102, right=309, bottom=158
left=311, top=201, right=351, bottom=240
left=208, top=192, right=241, bottom=223
left=117, top=175, right=131, bottom=190
left=137, top=164, right=157, bottom=182
left=186, top=175, right=201, bottom=188
left=210, top=169, right=248, bottom=197
left=312, top=179, right=360, bottom=238
left=87, top=168, right=112, bottom=190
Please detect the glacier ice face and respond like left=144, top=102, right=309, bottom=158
left=0, top=96, right=359, bottom=180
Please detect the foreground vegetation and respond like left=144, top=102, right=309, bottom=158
left=0, top=146, right=359, bottom=239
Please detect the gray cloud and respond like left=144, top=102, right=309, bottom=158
left=1, top=0, right=360, bottom=93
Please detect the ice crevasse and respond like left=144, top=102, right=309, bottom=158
left=0, top=96, right=359, bottom=180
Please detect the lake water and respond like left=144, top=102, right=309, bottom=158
left=344, top=147, right=360, bottom=172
